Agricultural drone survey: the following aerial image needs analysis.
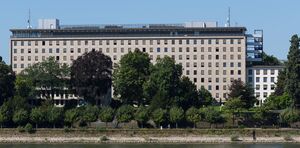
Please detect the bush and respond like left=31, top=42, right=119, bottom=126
left=24, top=123, right=34, bottom=133
left=64, top=127, right=72, bottom=133
left=284, top=135, right=294, bottom=141
left=17, top=126, right=25, bottom=133
left=100, top=135, right=109, bottom=142
left=231, top=135, right=241, bottom=141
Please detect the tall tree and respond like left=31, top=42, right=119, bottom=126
left=0, top=59, right=15, bottom=104
left=113, top=50, right=151, bottom=106
left=22, top=57, right=70, bottom=100
left=71, top=50, right=112, bottom=105
left=228, top=79, right=256, bottom=109
left=144, top=56, right=182, bottom=109
left=175, top=76, right=199, bottom=110
left=285, top=35, right=300, bottom=108
left=274, top=69, right=286, bottom=96
left=198, top=86, right=215, bottom=107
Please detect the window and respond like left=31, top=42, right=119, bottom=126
left=238, top=62, right=241, bottom=67
left=56, top=56, right=59, bottom=61
left=193, top=47, right=197, bottom=52
left=208, top=47, right=212, bottom=52
left=223, top=55, right=226, bottom=60
left=194, top=78, right=197, bottom=83
left=49, top=48, right=52, bottom=53
left=186, top=47, right=190, bottom=52
left=193, top=70, right=197, bottom=75
left=208, top=39, right=211, bottom=44
left=14, top=49, right=17, bottom=53
left=179, top=55, right=182, bottom=60
left=85, top=40, right=89, bottom=45
left=35, top=56, right=38, bottom=61
left=238, top=39, right=241, bottom=44
left=256, top=70, right=260, bottom=75
left=216, top=55, right=219, bottom=60
left=248, top=69, right=253, bottom=75
left=263, top=69, right=268, bottom=75
left=172, top=40, right=175, bottom=45
left=186, top=55, right=190, bottom=60
left=216, top=85, right=219, bottom=90
left=63, top=48, right=67, bottom=53
left=230, top=62, right=234, bottom=67
left=271, top=85, right=275, bottom=90
left=113, top=40, right=117, bottom=45
left=215, top=39, right=219, bottom=44
left=14, top=64, right=17, bottom=68
left=256, top=92, right=260, bottom=97
left=271, top=69, right=275, bottom=75
left=256, top=77, right=260, bottom=82
left=216, top=47, right=219, bottom=52
left=186, top=40, right=190, bottom=44
left=63, top=56, right=67, bottom=61
left=179, top=48, right=182, bottom=52
left=208, top=85, right=212, bottom=90
left=208, top=78, right=212, bottom=83
left=230, top=39, right=234, bottom=44
left=223, top=39, right=226, bottom=44
left=193, top=62, right=197, bottom=67
left=56, top=41, right=60, bottom=46
left=223, top=62, right=227, bottom=67
left=179, top=40, right=182, bottom=45
left=42, top=48, right=45, bottom=53
left=248, top=77, right=253, bottom=82
left=193, top=39, right=197, bottom=45
left=56, top=48, right=60, bottom=53
left=78, top=48, right=81, bottom=53
left=150, top=48, right=153, bottom=53
left=28, top=49, right=31, bottom=53
left=193, top=55, right=197, bottom=60
left=238, top=70, right=241, bottom=75
left=63, top=41, right=67, bottom=46
left=13, top=56, right=17, bottom=61
left=238, top=47, right=241, bottom=52
left=186, top=70, right=190, bottom=75
left=157, top=48, right=160, bottom=52
left=28, top=56, right=31, bottom=61
left=263, top=85, right=268, bottom=90
left=201, top=78, right=204, bottom=83
left=263, top=77, right=267, bottom=82
left=271, top=77, right=275, bottom=83
left=113, top=48, right=117, bottom=53
left=21, top=49, right=24, bottom=53
left=21, top=64, right=24, bottom=68
left=230, top=70, right=234, bottom=75
left=172, top=47, right=175, bottom=52
left=113, top=55, right=117, bottom=60
left=164, top=48, right=168, bottom=52
left=143, top=48, right=146, bottom=52
left=223, top=70, right=227, bottom=75
left=70, top=48, right=74, bottom=53
left=263, top=92, right=268, bottom=98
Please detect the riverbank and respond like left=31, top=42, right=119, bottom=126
left=1, top=128, right=300, bottom=144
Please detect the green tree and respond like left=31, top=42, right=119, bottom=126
left=15, top=75, right=35, bottom=99
left=71, top=50, right=112, bottom=105
left=116, top=105, right=134, bottom=124
left=0, top=59, right=15, bottom=104
left=176, top=77, right=199, bottom=110
left=0, top=102, right=12, bottom=128
left=285, top=35, right=300, bottom=108
left=144, top=57, right=182, bottom=109
left=228, top=79, right=256, bottom=109
left=13, top=109, right=29, bottom=126
left=263, top=93, right=292, bottom=110
left=47, top=106, right=63, bottom=128
left=64, top=108, right=79, bottom=128
left=83, top=105, right=99, bottom=126
left=198, top=86, right=215, bottom=107
left=134, top=106, right=149, bottom=128
left=279, top=108, right=299, bottom=126
left=151, top=108, right=167, bottom=128
left=113, top=50, right=151, bottom=105
left=99, top=106, right=114, bottom=127
left=169, top=106, right=184, bottom=128
left=30, top=107, right=46, bottom=128
left=22, top=57, right=70, bottom=100
left=274, top=69, right=286, bottom=96
left=185, top=107, right=201, bottom=128
left=201, top=107, right=225, bottom=128
left=223, top=98, right=245, bottom=126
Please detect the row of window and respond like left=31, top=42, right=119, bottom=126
left=248, top=77, right=276, bottom=83
left=13, top=39, right=243, bottom=47
left=256, top=92, right=271, bottom=98
left=13, top=46, right=243, bottom=54
left=186, top=69, right=242, bottom=76
left=255, top=84, right=276, bottom=90
left=248, top=69, right=278, bottom=75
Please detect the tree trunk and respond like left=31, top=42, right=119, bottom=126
left=176, top=122, right=178, bottom=129
left=36, top=123, right=38, bottom=129
left=53, top=124, right=56, bottom=128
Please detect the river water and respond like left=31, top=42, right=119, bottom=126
left=0, top=144, right=299, bottom=148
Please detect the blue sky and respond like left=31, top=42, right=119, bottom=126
left=0, top=0, right=298, bottom=63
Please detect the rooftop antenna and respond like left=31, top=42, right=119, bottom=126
left=27, top=9, right=32, bottom=29
left=226, top=7, right=231, bottom=27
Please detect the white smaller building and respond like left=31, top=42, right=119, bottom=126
left=247, top=65, right=284, bottom=106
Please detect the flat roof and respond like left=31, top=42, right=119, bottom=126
left=10, top=26, right=247, bottom=38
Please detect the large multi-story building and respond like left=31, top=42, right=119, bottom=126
left=247, top=65, right=284, bottom=106
left=10, top=19, right=263, bottom=105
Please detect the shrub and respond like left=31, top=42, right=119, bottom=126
left=64, top=127, right=72, bottom=133
left=24, top=123, right=34, bottom=133
left=231, top=135, right=241, bottom=141
left=284, top=135, right=294, bottom=141
left=17, top=126, right=25, bottom=133
left=100, top=135, right=109, bottom=142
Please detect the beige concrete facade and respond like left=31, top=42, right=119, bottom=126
left=10, top=26, right=247, bottom=102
